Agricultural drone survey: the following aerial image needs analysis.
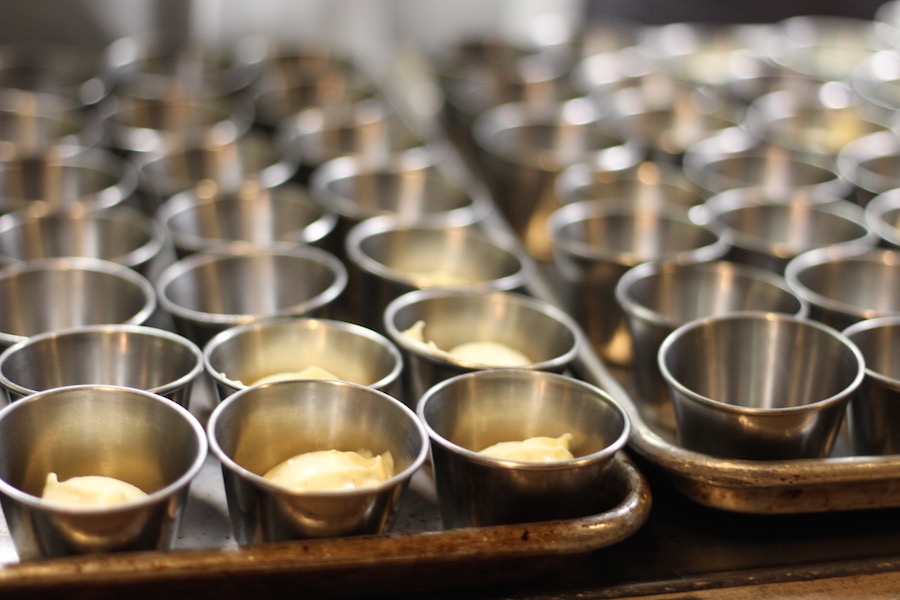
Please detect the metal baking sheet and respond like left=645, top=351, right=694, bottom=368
left=0, top=378, right=652, bottom=598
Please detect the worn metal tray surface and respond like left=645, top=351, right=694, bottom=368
left=0, top=380, right=651, bottom=599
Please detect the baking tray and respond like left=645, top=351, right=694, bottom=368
left=0, top=378, right=651, bottom=599
left=385, top=48, right=900, bottom=518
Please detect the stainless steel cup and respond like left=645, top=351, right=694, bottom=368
left=705, top=196, right=877, bottom=274
left=0, top=204, right=168, bottom=276
left=207, top=379, right=428, bottom=543
left=136, top=132, right=296, bottom=211
left=851, top=50, right=900, bottom=126
left=616, top=260, right=808, bottom=429
left=0, top=324, right=203, bottom=406
left=785, top=247, right=900, bottom=331
left=659, top=312, right=864, bottom=460
left=310, top=146, right=490, bottom=261
left=155, top=244, right=347, bottom=347
left=548, top=200, right=728, bottom=366
left=842, top=316, right=900, bottom=455
left=345, top=216, right=531, bottom=331
left=156, top=180, right=337, bottom=258
left=0, top=147, right=138, bottom=213
left=384, top=289, right=580, bottom=407
left=0, top=42, right=103, bottom=104
left=0, top=257, right=156, bottom=349
left=203, top=317, right=403, bottom=403
left=865, top=188, right=900, bottom=248
left=683, top=128, right=852, bottom=199
left=837, top=130, right=900, bottom=207
left=0, top=385, right=207, bottom=559
left=418, top=369, right=630, bottom=528
left=472, top=97, right=642, bottom=259
left=0, top=89, right=100, bottom=157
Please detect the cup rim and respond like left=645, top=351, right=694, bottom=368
left=0, top=324, right=203, bottom=398
left=416, top=369, right=631, bottom=471
left=0, top=384, right=208, bottom=514
left=658, top=310, right=866, bottom=415
left=615, top=259, right=809, bottom=330
left=383, top=288, right=582, bottom=371
left=202, top=316, right=404, bottom=392
left=865, top=188, right=900, bottom=248
left=207, top=378, right=429, bottom=497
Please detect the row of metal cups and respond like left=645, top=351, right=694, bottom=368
left=0, top=285, right=629, bottom=560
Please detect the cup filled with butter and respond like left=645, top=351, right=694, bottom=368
left=417, top=369, right=630, bottom=528
left=0, top=385, right=207, bottom=560
left=207, top=378, right=428, bottom=543
left=384, top=289, right=580, bottom=407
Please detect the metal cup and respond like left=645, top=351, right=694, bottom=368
left=0, top=42, right=103, bottom=105
left=383, top=289, right=580, bottom=407
left=0, top=147, right=138, bottom=213
left=0, top=385, right=207, bottom=559
left=785, top=246, right=900, bottom=331
left=344, top=216, right=531, bottom=331
left=203, top=317, right=403, bottom=403
left=659, top=312, right=864, bottom=460
left=155, top=244, right=347, bottom=347
left=865, top=188, right=900, bottom=248
left=0, top=324, right=203, bottom=406
left=683, top=127, right=852, bottom=199
left=0, top=89, right=100, bottom=158
left=418, top=369, right=630, bottom=528
left=837, top=130, right=900, bottom=207
left=0, top=204, right=168, bottom=276
left=849, top=50, right=900, bottom=127
left=156, top=180, right=337, bottom=258
left=842, top=316, right=900, bottom=455
left=472, top=97, right=642, bottom=259
left=310, top=146, right=490, bottom=261
left=705, top=195, right=877, bottom=274
left=547, top=200, right=727, bottom=366
left=207, top=379, right=428, bottom=543
left=615, top=260, right=808, bottom=429
left=0, top=257, right=157, bottom=349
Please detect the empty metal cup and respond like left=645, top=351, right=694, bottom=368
left=0, top=204, right=168, bottom=276
left=0, top=89, right=100, bottom=158
left=0, top=147, right=138, bottom=213
left=136, top=132, right=297, bottom=211
left=659, top=312, right=864, bottom=460
left=155, top=244, right=347, bottom=347
left=418, top=369, right=630, bottom=528
left=472, top=97, right=642, bottom=259
left=785, top=247, right=900, bottom=331
left=207, top=379, right=428, bottom=543
left=384, top=289, right=580, bottom=407
left=0, top=257, right=157, bottom=349
left=0, top=324, right=203, bottom=406
left=706, top=195, right=877, bottom=273
left=837, top=130, right=900, bottom=207
left=547, top=200, right=727, bottom=366
left=616, top=260, right=808, bottom=430
left=842, top=316, right=900, bottom=455
left=0, top=385, right=207, bottom=559
left=156, top=180, right=337, bottom=258
left=683, top=128, right=852, bottom=199
left=865, top=188, right=900, bottom=248
left=203, top=317, right=403, bottom=403
left=345, top=216, right=530, bottom=331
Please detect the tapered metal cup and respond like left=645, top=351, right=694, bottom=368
left=0, top=385, right=207, bottom=559
left=208, top=379, right=427, bottom=543
left=418, top=369, right=630, bottom=528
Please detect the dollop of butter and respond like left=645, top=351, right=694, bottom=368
left=252, top=365, right=340, bottom=386
left=401, top=320, right=531, bottom=366
left=478, top=433, right=575, bottom=463
left=41, top=473, right=148, bottom=508
left=263, top=449, right=394, bottom=491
